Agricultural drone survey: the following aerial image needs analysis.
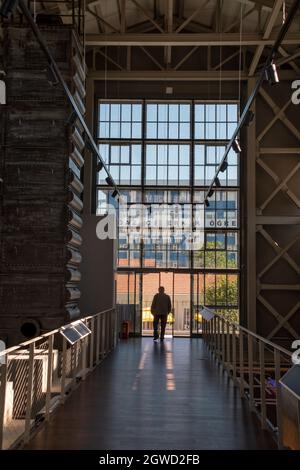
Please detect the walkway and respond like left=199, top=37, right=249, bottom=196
left=26, top=338, right=276, bottom=450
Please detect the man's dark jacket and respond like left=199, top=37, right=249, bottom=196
left=151, top=293, right=172, bottom=316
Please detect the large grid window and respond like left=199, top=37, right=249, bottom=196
left=146, top=103, right=191, bottom=139
left=96, top=100, right=240, bottom=332
left=145, top=144, right=190, bottom=185
left=194, top=145, right=238, bottom=186
left=98, top=143, right=142, bottom=185
left=98, top=102, right=142, bottom=139
left=194, top=103, right=238, bottom=139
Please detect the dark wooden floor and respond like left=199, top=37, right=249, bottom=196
left=26, top=338, right=276, bottom=450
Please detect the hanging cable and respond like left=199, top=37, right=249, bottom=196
left=238, top=3, right=243, bottom=120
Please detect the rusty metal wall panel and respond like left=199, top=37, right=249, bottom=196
left=0, top=25, right=85, bottom=346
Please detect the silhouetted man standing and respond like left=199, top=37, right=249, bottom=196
left=151, top=286, right=172, bottom=341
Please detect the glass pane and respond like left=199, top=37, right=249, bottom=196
left=169, top=122, right=179, bottom=139
left=146, top=122, right=157, bottom=138
left=157, top=122, right=168, bottom=139
left=99, top=122, right=109, bottom=138
left=121, top=104, right=131, bottom=121
left=169, top=144, right=178, bottom=165
left=158, top=104, right=168, bottom=121
left=146, top=165, right=156, bottom=183
left=111, top=104, right=120, bottom=121
left=99, top=144, right=109, bottom=162
left=131, top=165, right=141, bottom=184
left=110, top=146, right=120, bottom=163
left=110, top=122, right=120, bottom=138
left=147, top=104, right=157, bottom=121
left=121, top=122, right=131, bottom=138
left=132, top=145, right=141, bottom=164
left=179, top=122, right=190, bottom=139
left=194, top=144, right=205, bottom=164
left=158, top=145, right=167, bottom=164
left=195, top=104, right=204, bottom=121
left=132, top=104, right=142, bottom=121
left=132, top=122, right=142, bottom=138
left=120, top=166, right=130, bottom=184
left=227, top=104, right=238, bottom=122
left=195, top=122, right=204, bottom=139
left=206, top=104, right=215, bottom=122
left=206, top=123, right=216, bottom=139
left=146, top=145, right=156, bottom=164
left=216, top=104, right=227, bottom=121
left=157, top=166, right=168, bottom=184
left=169, top=104, right=179, bottom=122
left=179, top=166, right=189, bottom=184
left=120, top=146, right=130, bottom=163
left=180, top=104, right=190, bottom=122
left=168, top=166, right=178, bottom=184
left=99, top=103, right=110, bottom=121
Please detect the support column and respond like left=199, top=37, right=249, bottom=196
left=246, top=78, right=257, bottom=332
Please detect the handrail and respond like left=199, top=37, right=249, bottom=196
left=201, top=306, right=293, bottom=449
left=0, top=309, right=114, bottom=358
left=0, top=308, right=120, bottom=449
left=201, top=307, right=292, bottom=358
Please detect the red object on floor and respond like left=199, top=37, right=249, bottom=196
left=121, top=321, right=129, bottom=339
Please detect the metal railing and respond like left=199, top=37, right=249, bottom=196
left=0, top=308, right=120, bottom=450
left=202, top=308, right=292, bottom=449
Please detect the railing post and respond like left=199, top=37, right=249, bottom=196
left=96, top=314, right=101, bottom=364
left=60, top=337, right=67, bottom=403
left=226, top=320, right=230, bottom=369
left=221, top=318, right=225, bottom=365
left=239, top=329, right=245, bottom=397
left=109, top=312, right=113, bottom=350
left=45, top=335, right=54, bottom=421
left=259, top=340, right=267, bottom=429
left=81, top=336, right=88, bottom=379
left=216, top=316, right=221, bottom=360
left=0, top=358, right=8, bottom=450
left=24, top=343, right=35, bottom=442
left=106, top=313, right=110, bottom=352
left=101, top=315, right=106, bottom=359
left=213, top=316, right=217, bottom=353
left=89, top=316, right=95, bottom=370
left=232, top=325, right=237, bottom=384
left=248, top=334, right=254, bottom=411
left=207, top=320, right=210, bottom=348
left=72, top=342, right=78, bottom=382
left=274, top=349, right=283, bottom=449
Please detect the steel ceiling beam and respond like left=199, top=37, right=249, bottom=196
left=88, top=69, right=297, bottom=80
left=85, top=32, right=300, bottom=46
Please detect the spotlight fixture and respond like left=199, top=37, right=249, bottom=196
left=112, top=189, right=118, bottom=199
left=265, top=61, right=279, bottom=85
left=220, top=160, right=228, bottom=172
left=204, top=199, right=210, bottom=208
left=207, top=188, right=214, bottom=198
left=105, top=175, right=114, bottom=186
left=244, top=110, right=254, bottom=127
left=232, top=138, right=242, bottom=153
left=215, top=176, right=221, bottom=187
left=0, top=0, right=18, bottom=18
left=96, top=161, right=103, bottom=172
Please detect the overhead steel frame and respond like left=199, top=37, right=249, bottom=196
left=246, top=81, right=300, bottom=342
